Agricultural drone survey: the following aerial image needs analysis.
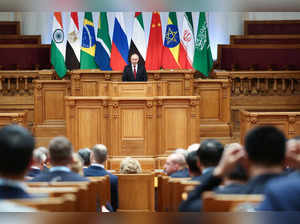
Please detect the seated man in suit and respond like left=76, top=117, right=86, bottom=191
left=122, top=53, right=147, bottom=82
left=179, top=126, right=287, bottom=212
left=257, top=136, right=300, bottom=210
left=26, top=148, right=46, bottom=178
left=84, top=144, right=118, bottom=211
left=30, top=136, right=88, bottom=182
left=163, top=152, right=189, bottom=178
left=78, top=147, right=91, bottom=169
left=186, top=151, right=201, bottom=181
left=0, top=125, right=35, bottom=199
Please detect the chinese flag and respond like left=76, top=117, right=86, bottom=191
left=145, top=12, right=163, bottom=70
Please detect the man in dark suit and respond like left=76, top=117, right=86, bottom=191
left=30, top=136, right=88, bottom=182
left=84, top=144, right=118, bottom=211
left=26, top=148, right=46, bottom=178
left=257, top=136, right=300, bottom=210
left=163, top=152, right=190, bottom=178
left=122, top=53, right=147, bottom=82
left=0, top=125, right=35, bottom=199
left=186, top=151, right=201, bottom=181
left=179, top=126, right=287, bottom=212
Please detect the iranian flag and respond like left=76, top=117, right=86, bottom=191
left=51, top=12, right=67, bottom=78
left=179, top=12, right=194, bottom=69
left=128, top=12, right=146, bottom=64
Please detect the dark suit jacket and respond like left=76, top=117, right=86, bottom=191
left=84, top=165, right=118, bottom=211
left=26, top=168, right=41, bottom=178
left=29, top=170, right=89, bottom=182
left=122, top=63, right=147, bottom=81
left=257, top=172, right=300, bottom=211
left=170, top=168, right=190, bottom=178
left=192, top=167, right=215, bottom=183
left=0, top=186, right=31, bottom=199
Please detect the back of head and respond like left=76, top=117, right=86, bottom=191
left=198, top=139, right=224, bottom=167
left=48, top=136, right=73, bottom=166
left=32, top=148, right=46, bottom=165
left=245, top=126, right=286, bottom=166
left=120, top=157, right=142, bottom=174
left=92, top=144, right=107, bottom=164
left=78, top=148, right=91, bottom=166
left=186, top=151, right=201, bottom=174
left=0, top=125, right=35, bottom=177
left=71, top=153, right=84, bottom=175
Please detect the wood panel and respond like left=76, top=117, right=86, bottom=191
left=65, top=96, right=200, bottom=168
left=0, top=35, right=41, bottom=44
left=116, top=173, right=155, bottom=212
left=157, top=96, right=200, bottom=155
left=70, top=70, right=194, bottom=96
left=0, top=112, right=27, bottom=128
left=194, top=79, right=231, bottom=137
left=230, top=34, right=300, bottom=45
left=240, top=110, right=300, bottom=144
left=33, top=80, right=71, bottom=145
left=0, top=21, right=20, bottom=35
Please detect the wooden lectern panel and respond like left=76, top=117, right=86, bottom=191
left=44, top=91, right=65, bottom=120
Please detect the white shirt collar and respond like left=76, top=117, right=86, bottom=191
left=132, top=64, right=138, bottom=71
left=91, top=163, right=105, bottom=169
left=30, top=166, right=40, bottom=170
left=49, top=166, right=71, bottom=173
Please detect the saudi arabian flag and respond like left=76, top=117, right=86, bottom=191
left=80, top=12, right=98, bottom=69
left=51, top=12, right=67, bottom=78
left=193, top=12, right=213, bottom=76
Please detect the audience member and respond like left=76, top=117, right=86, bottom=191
left=70, top=153, right=84, bottom=176
left=120, top=157, right=142, bottom=174
left=179, top=126, right=287, bottom=212
left=0, top=125, right=35, bottom=199
left=257, top=136, right=300, bottom=210
left=84, top=144, right=118, bottom=211
left=26, top=148, right=46, bottom=178
left=78, top=148, right=91, bottom=168
left=186, top=151, right=201, bottom=180
left=194, top=139, right=224, bottom=182
left=37, top=146, right=49, bottom=171
left=163, top=152, right=189, bottom=178
left=30, top=136, right=88, bottom=182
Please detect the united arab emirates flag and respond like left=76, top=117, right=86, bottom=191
left=128, top=12, right=146, bottom=64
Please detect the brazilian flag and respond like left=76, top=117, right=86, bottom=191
left=80, top=12, right=98, bottom=69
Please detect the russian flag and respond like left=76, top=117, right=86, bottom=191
left=110, top=13, right=129, bottom=71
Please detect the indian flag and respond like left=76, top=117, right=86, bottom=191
left=51, top=12, right=67, bottom=78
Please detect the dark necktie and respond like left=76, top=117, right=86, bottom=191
left=133, top=65, right=137, bottom=79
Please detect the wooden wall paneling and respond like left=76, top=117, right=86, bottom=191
left=0, top=112, right=27, bottom=128
left=65, top=97, right=110, bottom=151
left=194, top=79, right=232, bottom=137
left=157, top=96, right=200, bottom=155
left=33, top=80, right=71, bottom=146
left=240, top=110, right=300, bottom=144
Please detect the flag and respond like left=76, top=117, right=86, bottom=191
left=51, top=12, right=67, bottom=78
left=110, top=12, right=129, bottom=70
left=128, top=12, right=146, bottom=65
left=80, top=12, right=98, bottom=69
left=179, top=12, right=194, bottom=69
left=193, top=12, right=213, bottom=76
left=145, top=11, right=163, bottom=70
left=95, top=12, right=112, bottom=70
left=66, top=12, right=80, bottom=70
left=162, top=12, right=181, bottom=69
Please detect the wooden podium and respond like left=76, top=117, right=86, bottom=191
left=65, top=81, right=200, bottom=170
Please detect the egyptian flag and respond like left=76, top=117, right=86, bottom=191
left=66, top=12, right=80, bottom=69
left=128, top=12, right=146, bottom=65
left=145, top=11, right=163, bottom=70
left=161, top=12, right=181, bottom=69
left=110, top=12, right=129, bottom=70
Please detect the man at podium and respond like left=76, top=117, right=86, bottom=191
left=122, top=54, right=148, bottom=82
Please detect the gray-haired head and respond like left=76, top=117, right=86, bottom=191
left=32, top=148, right=47, bottom=165
left=92, top=144, right=107, bottom=164
left=48, top=136, right=73, bottom=166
